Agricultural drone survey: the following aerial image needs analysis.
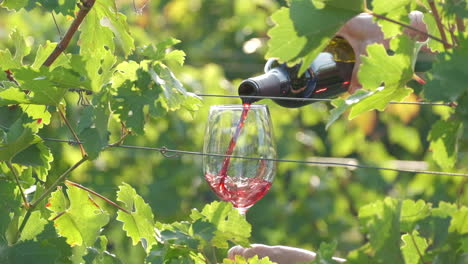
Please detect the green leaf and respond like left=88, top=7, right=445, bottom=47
left=387, top=122, right=422, bottom=153
left=349, top=86, right=412, bottom=119
left=223, top=255, right=276, bottom=264
left=449, top=207, right=468, bottom=235
left=0, top=115, right=41, bottom=162
left=400, top=200, right=431, bottom=232
left=432, top=201, right=457, bottom=218
left=151, top=63, right=202, bottom=112
left=77, top=100, right=110, bottom=160
left=116, top=183, right=157, bottom=251
left=140, top=38, right=186, bottom=66
left=371, top=0, right=412, bottom=38
left=266, top=0, right=364, bottom=74
left=428, top=120, right=462, bottom=170
left=358, top=37, right=416, bottom=91
left=11, top=66, right=92, bottom=106
left=312, top=241, right=340, bottom=264
left=424, top=39, right=468, bottom=102
left=0, top=29, right=31, bottom=70
left=31, top=41, right=70, bottom=70
left=0, top=0, right=27, bottom=10
left=79, top=0, right=134, bottom=57
left=423, top=14, right=445, bottom=52
left=328, top=36, right=420, bottom=125
left=47, top=184, right=110, bottom=247
left=83, top=235, right=122, bottom=264
left=19, top=211, right=47, bottom=241
left=41, top=0, right=76, bottom=16
left=12, top=142, right=53, bottom=181
left=0, top=182, right=21, bottom=244
left=401, top=231, right=429, bottom=264
left=112, top=61, right=201, bottom=134
left=358, top=198, right=404, bottom=264
left=326, top=90, right=373, bottom=129
left=190, top=201, right=251, bottom=248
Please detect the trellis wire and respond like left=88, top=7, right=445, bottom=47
left=43, top=138, right=468, bottom=178
left=194, top=93, right=454, bottom=106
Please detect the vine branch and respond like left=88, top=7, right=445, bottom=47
left=17, top=156, right=87, bottom=239
left=65, top=180, right=131, bottom=214
left=427, top=0, right=450, bottom=50
left=30, top=156, right=88, bottom=209
left=42, top=0, right=97, bottom=67
left=58, top=106, right=87, bottom=157
left=366, top=10, right=452, bottom=48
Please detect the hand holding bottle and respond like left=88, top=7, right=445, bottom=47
left=238, top=12, right=428, bottom=107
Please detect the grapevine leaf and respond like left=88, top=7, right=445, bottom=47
left=79, top=0, right=134, bottom=57
left=444, top=0, right=468, bottom=18
left=371, top=0, right=412, bottom=38
left=70, top=50, right=116, bottom=92
left=47, top=184, right=110, bottom=247
left=358, top=198, right=404, bottom=264
left=0, top=115, right=41, bottom=162
left=0, top=0, right=29, bottom=10
left=358, top=37, right=418, bottom=91
left=327, top=36, right=421, bottom=126
left=428, top=120, right=462, bottom=170
left=83, top=235, right=122, bottom=264
left=423, top=14, right=445, bottom=52
left=400, top=200, right=431, bottom=232
left=312, top=241, right=340, bottom=264
left=151, top=63, right=202, bottom=113
left=0, top=87, right=30, bottom=105
left=0, top=182, right=21, bottom=243
left=0, top=239, right=67, bottom=264
left=77, top=99, right=111, bottom=160
left=112, top=61, right=201, bottom=133
left=116, top=183, right=157, bottom=251
left=401, top=231, right=429, bottom=264
left=20, top=104, right=51, bottom=127
left=41, top=0, right=76, bottom=16
left=266, top=0, right=364, bottom=74
left=19, top=211, right=47, bottom=241
left=349, top=36, right=422, bottom=117
left=190, top=201, right=251, bottom=248
left=448, top=207, right=468, bottom=235
left=223, top=256, right=276, bottom=264
left=0, top=29, right=31, bottom=70
left=432, top=201, right=458, bottom=218
left=31, top=41, right=70, bottom=70
left=424, top=39, right=468, bottom=102
left=140, top=38, right=186, bottom=66
left=326, top=90, right=373, bottom=129
left=12, top=142, right=53, bottom=181
left=158, top=222, right=199, bottom=249
left=111, top=60, right=139, bottom=90
left=11, top=66, right=92, bottom=106
left=387, top=123, right=421, bottom=153
left=349, top=86, right=412, bottom=119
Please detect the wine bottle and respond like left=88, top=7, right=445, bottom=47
left=238, top=37, right=356, bottom=108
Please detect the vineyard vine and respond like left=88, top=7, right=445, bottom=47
left=0, top=0, right=467, bottom=263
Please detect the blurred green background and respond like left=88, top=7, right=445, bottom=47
left=1, top=0, right=466, bottom=262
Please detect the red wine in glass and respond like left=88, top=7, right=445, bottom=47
left=203, top=104, right=276, bottom=214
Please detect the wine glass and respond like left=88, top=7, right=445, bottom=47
left=203, top=104, right=277, bottom=214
